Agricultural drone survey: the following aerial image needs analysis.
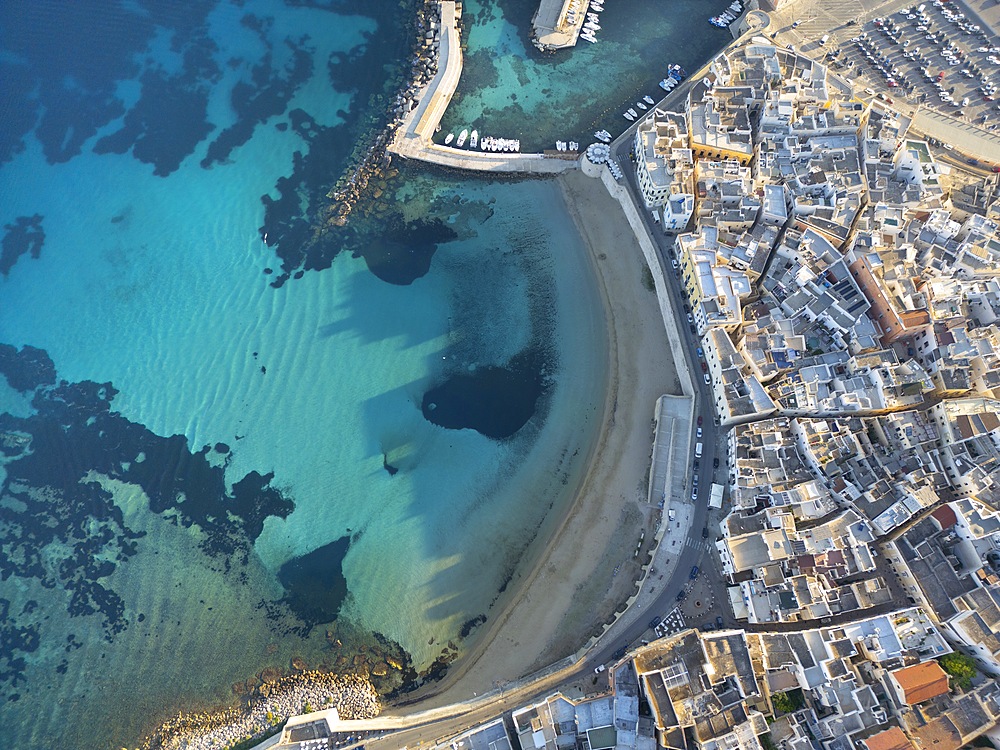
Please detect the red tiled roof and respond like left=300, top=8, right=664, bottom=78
left=864, top=727, right=914, bottom=750
left=931, top=505, right=957, bottom=530
left=891, top=662, right=950, bottom=705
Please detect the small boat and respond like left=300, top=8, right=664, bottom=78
left=581, top=32, right=597, bottom=43
left=585, top=20, right=600, bottom=30
left=628, top=107, right=638, bottom=117
left=470, top=129, right=479, bottom=148
left=636, top=101, right=647, bottom=110
left=623, top=111, right=634, bottom=121
left=456, top=129, right=468, bottom=147
left=643, top=95, right=655, bottom=104
left=659, top=79, right=672, bottom=90
left=445, top=133, right=455, bottom=144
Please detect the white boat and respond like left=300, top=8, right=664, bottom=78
left=445, top=133, right=454, bottom=144
left=623, top=111, right=634, bottom=121
left=470, top=129, right=479, bottom=148
left=628, top=107, right=638, bottom=117
left=587, top=12, right=600, bottom=21
left=659, top=78, right=671, bottom=90
left=636, top=101, right=647, bottom=110
left=643, top=95, right=655, bottom=104
left=581, top=32, right=597, bottom=42
left=456, top=129, right=468, bottom=147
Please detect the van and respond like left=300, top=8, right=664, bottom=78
left=695, top=441, right=704, bottom=458
left=917, top=3, right=926, bottom=11
left=820, top=34, right=830, bottom=45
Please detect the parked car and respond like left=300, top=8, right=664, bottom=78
left=702, top=527, right=709, bottom=538
left=696, top=426, right=703, bottom=438
left=703, top=373, right=711, bottom=385
left=716, top=616, right=724, bottom=628
left=594, top=664, right=607, bottom=674
left=648, top=616, right=662, bottom=629
left=676, top=590, right=687, bottom=601
left=713, top=457, right=720, bottom=468
left=697, top=415, right=703, bottom=426
left=690, top=566, right=700, bottom=579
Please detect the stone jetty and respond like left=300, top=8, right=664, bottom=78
left=387, top=1, right=578, bottom=174
left=324, top=0, right=447, bottom=226
left=139, top=671, right=380, bottom=750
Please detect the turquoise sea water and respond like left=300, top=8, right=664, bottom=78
left=0, top=0, right=721, bottom=747
left=440, top=0, right=730, bottom=151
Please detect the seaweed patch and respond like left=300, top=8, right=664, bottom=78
left=0, top=344, right=296, bottom=690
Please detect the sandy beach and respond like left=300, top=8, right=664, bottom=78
left=387, top=167, right=680, bottom=711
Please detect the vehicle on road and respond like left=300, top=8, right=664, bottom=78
left=676, top=590, right=687, bottom=601
left=695, top=441, right=703, bottom=458
left=697, top=415, right=703, bottom=426
left=648, top=616, right=662, bottom=629
left=690, top=566, right=699, bottom=579
left=700, top=362, right=708, bottom=373
left=716, top=616, right=724, bottom=628
left=594, top=664, right=606, bottom=674
left=691, top=486, right=698, bottom=500
left=702, top=527, right=709, bottom=538
left=696, top=426, right=703, bottom=438
left=612, top=647, right=626, bottom=660
left=696, top=347, right=703, bottom=358
left=703, top=373, right=711, bottom=385
left=713, top=457, right=720, bottom=468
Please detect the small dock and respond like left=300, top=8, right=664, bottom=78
left=531, top=0, right=587, bottom=51
left=388, top=1, right=578, bottom=174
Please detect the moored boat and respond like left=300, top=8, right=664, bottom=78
left=470, top=129, right=479, bottom=148
left=643, top=95, right=655, bottom=104
left=456, top=129, right=468, bottom=147
left=445, top=133, right=454, bottom=144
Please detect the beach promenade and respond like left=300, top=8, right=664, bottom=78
left=388, top=1, right=577, bottom=173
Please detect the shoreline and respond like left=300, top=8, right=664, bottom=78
left=384, top=167, right=679, bottom=713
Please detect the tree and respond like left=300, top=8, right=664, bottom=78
left=940, top=653, right=978, bottom=691
left=771, top=689, right=804, bottom=714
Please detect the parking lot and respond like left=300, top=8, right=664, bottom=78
left=830, top=0, right=1000, bottom=130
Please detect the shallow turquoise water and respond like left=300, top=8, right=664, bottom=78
left=0, top=0, right=722, bottom=745
left=438, top=0, right=729, bottom=151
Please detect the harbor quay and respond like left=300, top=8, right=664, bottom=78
left=388, top=1, right=579, bottom=172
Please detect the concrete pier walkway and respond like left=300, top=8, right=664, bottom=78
left=388, top=1, right=577, bottom=174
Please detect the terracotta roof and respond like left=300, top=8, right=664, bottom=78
left=864, top=727, right=915, bottom=750
left=931, top=505, right=957, bottom=530
left=891, top=661, right=950, bottom=705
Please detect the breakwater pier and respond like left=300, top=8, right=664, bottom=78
left=387, top=1, right=577, bottom=174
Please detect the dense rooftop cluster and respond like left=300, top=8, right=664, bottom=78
left=624, top=35, right=1000, bottom=750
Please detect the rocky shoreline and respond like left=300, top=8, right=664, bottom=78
left=323, top=0, right=458, bottom=228
left=140, top=670, right=380, bottom=750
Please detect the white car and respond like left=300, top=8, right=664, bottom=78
left=696, top=426, right=703, bottom=438
left=594, top=664, right=607, bottom=674
left=703, top=373, right=711, bottom=385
